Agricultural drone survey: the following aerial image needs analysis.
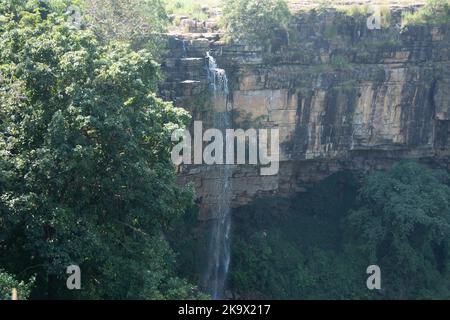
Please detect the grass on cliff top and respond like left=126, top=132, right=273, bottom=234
left=165, top=0, right=427, bottom=20
left=289, top=0, right=425, bottom=9
left=165, top=0, right=221, bottom=21
left=401, top=0, right=450, bottom=25
left=166, top=0, right=450, bottom=28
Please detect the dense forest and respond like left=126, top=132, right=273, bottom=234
left=1, top=0, right=450, bottom=300
left=172, top=162, right=450, bottom=299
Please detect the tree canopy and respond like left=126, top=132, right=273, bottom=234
left=0, top=0, right=201, bottom=299
left=348, top=161, right=450, bottom=298
left=216, top=163, right=450, bottom=299
left=221, top=0, right=291, bottom=45
left=83, top=0, right=168, bottom=53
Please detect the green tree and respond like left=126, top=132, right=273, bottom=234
left=348, top=162, right=450, bottom=298
left=83, top=0, right=168, bottom=54
left=221, top=0, right=291, bottom=46
left=402, top=0, right=450, bottom=25
left=0, top=270, right=35, bottom=300
left=227, top=165, right=450, bottom=299
left=227, top=172, right=372, bottom=299
left=231, top=231, right=316, bottom=299
left=0, top=1, right=199, bottom=299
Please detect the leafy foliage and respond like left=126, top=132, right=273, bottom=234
left=0, top=1, right=201, bottom=299
left=221, top=0, right=291, bottom=45
left=228, top=163, right=450, bottom=299
left=82, top=0, right=169, bottom=52
left=336, top=4, right=370, bottom=17
left=0, top=270, right=35, bottom=300
left=165, top=0, right=214, bottom=22
left=228, top=171, right=370, bottom=299
left=402, top=0, right=450, bottom=26
left=348, top=161, right=450, bottom=298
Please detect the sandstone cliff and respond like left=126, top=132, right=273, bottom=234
left=160, top=7, right=450, bottom=219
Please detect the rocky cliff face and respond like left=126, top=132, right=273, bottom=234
left=160, top=7, right=450, bottom=219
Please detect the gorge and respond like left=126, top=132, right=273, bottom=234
left=161, top=2, right=450, bottom=299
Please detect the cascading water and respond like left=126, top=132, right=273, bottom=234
left=204, top=51, right=233, bottom=299
left=182, top=39, right=188, bottom=57
left=177, top=37, right=188, bottom=57
left=206, top=52, right=229, bottom=99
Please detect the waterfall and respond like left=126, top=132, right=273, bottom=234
left=177, top=38, right=188, bottom=57
left=204, top=51, right=233, bottom=299
left=206, top=51, right=230, bottom=101
left=182, top=40, right=188, bottom=57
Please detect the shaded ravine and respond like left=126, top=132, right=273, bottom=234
left=203, top=51, right=233, bottom=299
